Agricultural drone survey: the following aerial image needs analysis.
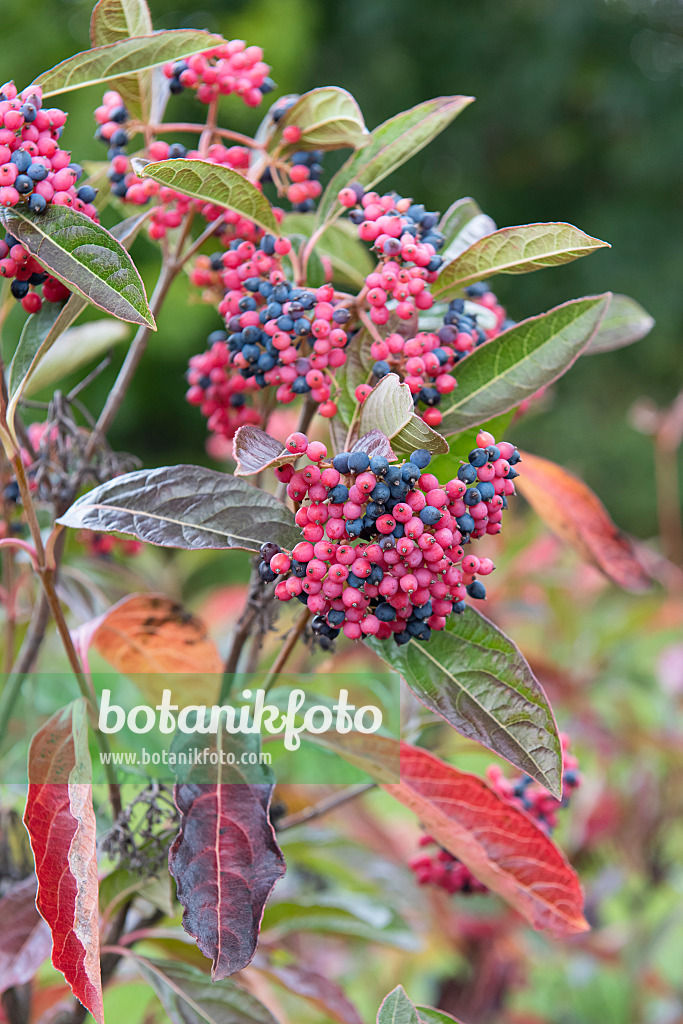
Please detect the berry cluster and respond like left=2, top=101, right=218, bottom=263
left=339, top=185, right=444, bottom=325
left=262, top=95, right=325, bottom=212
left=0, top=82, right=97, bottom=217
left=163, top=42, right=274, bottom=107
left=0, top=81, right=96, bottom=309
left=257, top=430, right=519, bottom=645
left=409, top=736, right=581, bottom=895
left=96, top=89, right=268, bottom=242
left=363, top=284, right=513, bottom=429
left=186, top=236, right=352, bottom=438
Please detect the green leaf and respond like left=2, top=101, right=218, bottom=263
left=377, top=987, right=420, bottom=1024
left=416, top=1009, right=465, bottom=1024
left=262, top=897, right=417, bottom=950
left=4, top=211, right=151, bottom=437
left=89, top=0, right=154, bottom=124
left=438, top=197, right=496, bottom=261
left=438, top=294, right=612, bottom=436
left=8, top=299, right=82, bottom=404
left=359, top=374, right=448, bottom=455
left=130, top=956, right=279, bottom=1024
left=364, top=606, right=562, bottom=797
left=268, top=87, right=368, bottom=152
left=434, top=222, right=610, bottom=299
left=56, top=464, right=301, bottom=552
left=315, top=96, right=474, bottom=227
left=0, top=205, right=155, bottom=328
left=33, top=30, right=225, bottom=96
left=281, top=213, right=374, bottom=288
left=391, top=415, right=449, bottom=458
left=139, top=159, right=279, bottom=234
left=23, top=318, right=129, bottom=398
left=584, top=293, right=654, bottom=354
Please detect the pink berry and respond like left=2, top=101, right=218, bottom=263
left=286, top=431, right=309, bottom=453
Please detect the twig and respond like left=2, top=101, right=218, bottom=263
left=147, top=123, right=262, bottom=148
left=277, top=783, right=376, bottom=830
left=262, top=606, right=311, bottom=694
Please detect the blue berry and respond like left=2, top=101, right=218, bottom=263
left=457, top=464, right=477, bottom=484
left=348, top=452, right=370, bottom=473
left=464, top=488, right=482, bottom=507
left=328, top=484, right=349, bottom=503
left=468, top=448, right=488, bottom=468
left=411, top=449, right=431, bottom=469
left=332, top=452, right=350, bottom=473
left=373, top=359, right=391, bottom=378
left=466, top=581, right=487, bottom=600
left=419, top=506, right=442, bottom=525
left=456, top=513, right=476, bottom=534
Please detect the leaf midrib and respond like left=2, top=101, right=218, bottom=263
left=406, top=638, right=554, bottom=789
left=439, top=303, right=598, bottom=420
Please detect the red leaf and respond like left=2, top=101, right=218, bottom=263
left=383, top=743, right=588, bottom=936
left=0, top=875, right=52, bottom=992
left=169, top=780, right=286, bottom=979
left=23, top=699, right=103, bottom=1024
left=516, top=451, right=651, bottom=592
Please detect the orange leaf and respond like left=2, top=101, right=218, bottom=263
left=516, top=450, right=651, bottom=592
left=73, top=592, right=222, bottom=704
left=383, top=743, right=588, bottom=937
left=23, top=700, right=103, bottom=1023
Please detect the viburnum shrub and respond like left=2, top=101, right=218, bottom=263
left=0, top=5, right=657, bottom=1024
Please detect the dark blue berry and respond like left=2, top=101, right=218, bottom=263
left=346, top=518, right=364, bottom=537
left=419, top=505, right=442, bottom=526
left=456, top=513, right=476, bottom=534
left=10, top=150, right=31, bottom=172
left=466, top=581, right=487, bottom=600
left=485, top=445, right=500, bottom=461
left=411, top=449, right=431, bottom=469
left=468, top=448, right=488, bottom=468
left=373, top=359, right=391, bottom=378
left=376, top=602, right=396, bottom=622
left=168, top=143, right=187, bottom=159
left=401, top=463, right=420, bottom=484
left=332, top=452, right=350, bottom=474
left=370, top=455, right=389, bottom=476
left=14, top=175, right=33, bottom=194
left=348, top=452, right=370, bottom=473
left=457, top=464, right=477, bottom=485
left=464, top=488, right=481, bottom=507
left=327, top=484, right=349, bottom=503
left=328, top=609, right=345, bottom=627
left=477, top=481, right=495, bottom=501
left=27, top=163, right=48, bottom=182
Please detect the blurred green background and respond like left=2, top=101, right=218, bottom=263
left=2, top=0, right=681, bottom=537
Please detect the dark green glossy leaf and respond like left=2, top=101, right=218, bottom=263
left=34, top=30, right=224, bottom=96
left=0, top=205, right=155, bottom=328
left=315, top=96, right=474, bottom=227
left=56, top=465, right=301, bottom=551
left=140, top=159, right=279, bottom=234
left=438, top=294, right=612, bottom=436
left=268, top=87, right=368, bottom=151
left=364, top=606, right=562, bottom=796
left=434, top=223, right=610, bottom=300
